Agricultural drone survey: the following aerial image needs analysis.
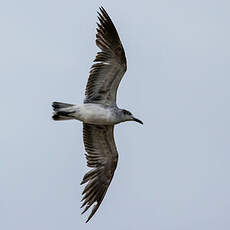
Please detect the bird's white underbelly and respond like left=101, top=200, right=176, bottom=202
left=73, top=104, right=115, bottom=125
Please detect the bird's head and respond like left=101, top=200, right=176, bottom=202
left=121, top=109, right=143, bottom=125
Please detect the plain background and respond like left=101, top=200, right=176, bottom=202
left=1, top=0, right=230, bottom=229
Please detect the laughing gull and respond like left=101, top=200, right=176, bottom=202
left=52, top=7, right=143, bottom=222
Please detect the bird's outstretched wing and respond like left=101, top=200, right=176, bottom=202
left=84, top=7, right=127, bottom=106
left=81, top=124, right=118, bottom=222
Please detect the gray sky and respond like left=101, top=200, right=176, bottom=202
left=1, top=0, right=230, bottom=229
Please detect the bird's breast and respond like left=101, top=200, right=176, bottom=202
left=76, top=104, right=116, bottom=125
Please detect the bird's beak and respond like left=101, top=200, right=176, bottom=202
left=133, top=117, right=143, bottom=125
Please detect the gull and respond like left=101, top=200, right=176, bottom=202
left=52, top=7, right=143, bottom=223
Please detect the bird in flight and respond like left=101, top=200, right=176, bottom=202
left=52, top=7, right=143, bottom=223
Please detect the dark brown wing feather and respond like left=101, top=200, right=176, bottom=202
left=84, top=7, right=127, bottom=105
left=81, top=124, right=118, bottom=222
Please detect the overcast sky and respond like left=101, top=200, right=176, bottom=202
left=1, top=0, right=230, bottom=229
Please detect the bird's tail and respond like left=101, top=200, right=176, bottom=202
left=52, top=102, right=76, bottom=120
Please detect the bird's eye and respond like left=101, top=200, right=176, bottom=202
left=123, top=110, right=131, bottom=115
